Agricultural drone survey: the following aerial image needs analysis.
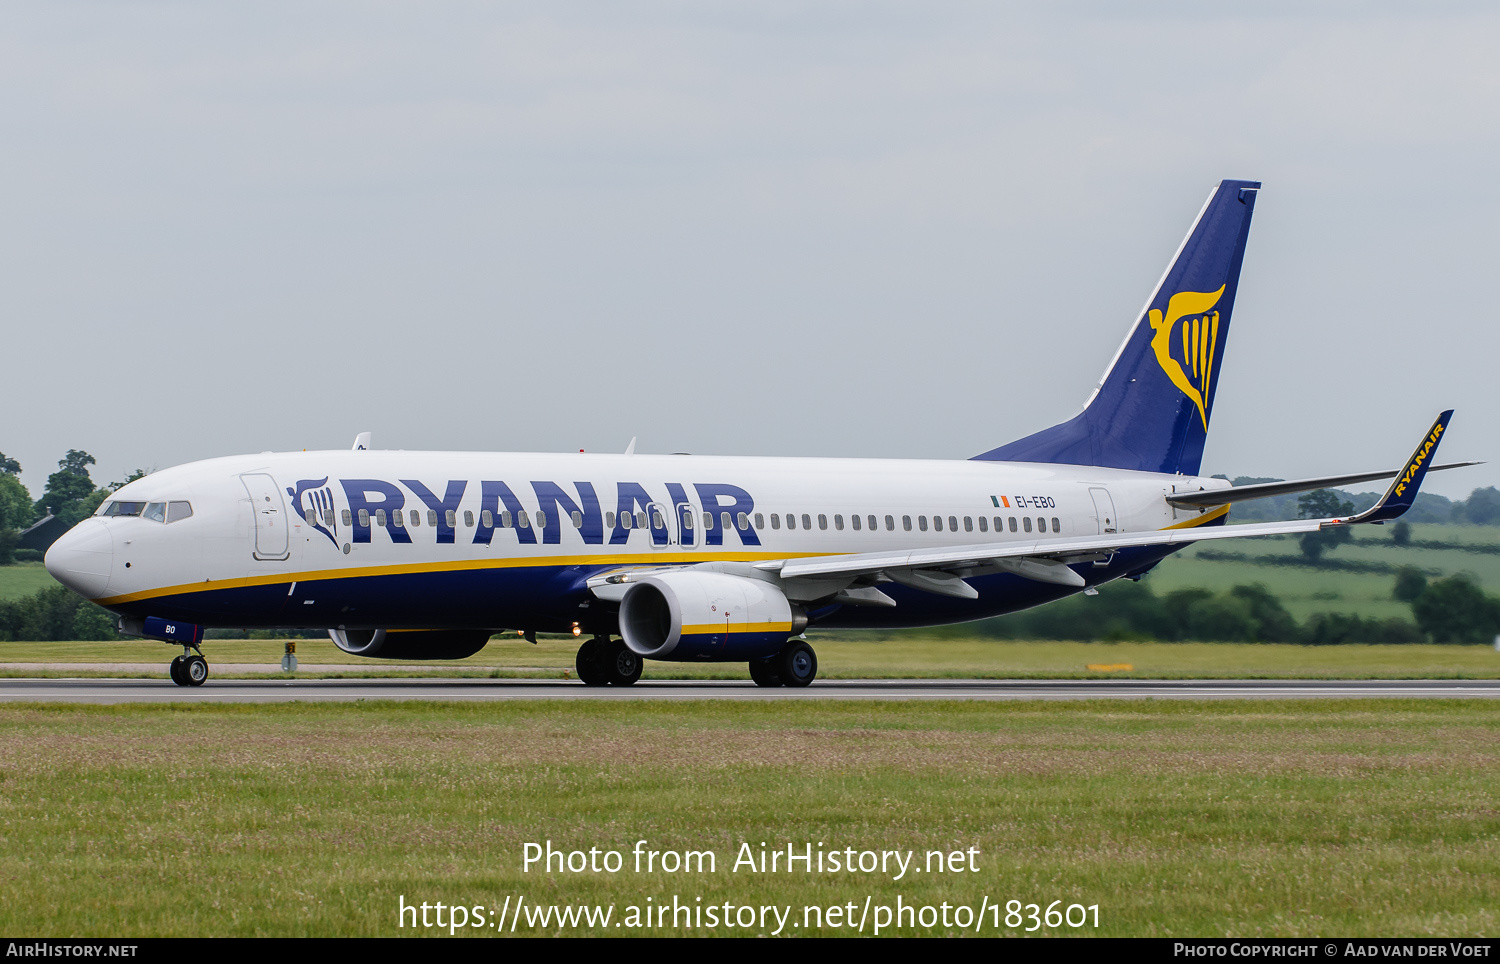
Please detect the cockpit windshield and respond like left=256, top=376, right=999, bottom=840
left=98, top=500, right=192, bottom=522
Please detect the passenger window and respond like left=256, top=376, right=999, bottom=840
left=754, top=513, right=765, bottom=530
left=636, top=511, right=646, bottom=529
left=323, top=508, right=334, bottom=527
left=801, top=513, right=812, bottom=530
left=817, top=514, right=827, bottom=530
left=833, top=514, right=843, bottom=530
left=167, top=502, right=193, bottom=523
left=931, top=515, right=941, bottom=532
left=392, top=510, right=405, bottom=528
left=682, top=511, right=694, bottom=530
left=143, top=502, right=167, bottom=523
left=343, top=509, right=353, bottom=527
left=737, top=512, right=749, bottom=531
left=651, top=508, right=664, bottom=528
left=441, top=509, right=453, bottom=527
left=918, top=516, right=927, bottom=531
left=1009, top=517, right=1018, bottom=532
left=428, top=510, right=438, bottom=527
left=571, top=510, right=584, bottom=528
left=1023, top=517, right=1032, bottom=533
left=950, top=515, right=959, bottom=532
left=482, top=510, right=494, bottom=527
left=978, top=517, right=987, bottom=533
left=851, top=514, right=861, bottom=531
left=1036, top=516, right=1045, bottom=532
left=620, top=511, right=633, bottom=530
left=721, top=511, right=732, bottom=532
left=535, top=511, right=546, bottom=529
left=872, top=515, right=880, bottom=531
left=701, top=511, right=712, bottom=530
left=771, top=513, right=781, bottom=530
left=500, top=510, right=512, bottom=528
left=605, top=511, right=616, bottom=528
left=1051, top=517, right=1061, bottom=533
left=516, top=511, right=529, bottom=529
left=358, top=509, right=370, bottom=526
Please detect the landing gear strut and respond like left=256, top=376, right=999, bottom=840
left=575, top=636, right=641, bottom=686
left=168, top=645, right=209, bottom=687
left=749, top=639, right=818, bottom=688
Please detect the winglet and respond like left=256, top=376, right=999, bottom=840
left=1335, top=411, right=1454, bottom=525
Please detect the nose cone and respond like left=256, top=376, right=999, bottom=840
left=44, top=520, right=114, bottom=599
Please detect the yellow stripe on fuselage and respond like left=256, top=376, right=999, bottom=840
left=95, top=550, right=817, bottom=607
left=1161, top=504, right=1230, bottom=530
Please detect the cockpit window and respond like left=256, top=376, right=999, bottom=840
left=98, top=500, right=192, bottom=522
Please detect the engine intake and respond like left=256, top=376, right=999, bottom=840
left=618, top=571, right=805, bottom=661
left=328, top=628, right=490, bottom=660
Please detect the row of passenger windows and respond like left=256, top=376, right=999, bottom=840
left=763, top=513, right=1061, bottom=534
left=331, top=506, right=1060, bottom=536
left=97, top=500, right=193, bottom=523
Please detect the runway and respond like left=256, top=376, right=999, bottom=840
left=0, top=677, right=1496, bottom=703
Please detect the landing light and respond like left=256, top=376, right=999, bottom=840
left=571, top=624, right=582, bottom=637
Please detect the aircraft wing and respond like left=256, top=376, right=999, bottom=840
left=758, top=411, right=1459, bottom=594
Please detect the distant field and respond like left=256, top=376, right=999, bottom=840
left=1146, top=524, right=1500, bottom=621
left=0, top=699, right=1494, bottom=936
left=0, top=562, right=58, bottom=600
left=3, top=636, right=1499, bottom=679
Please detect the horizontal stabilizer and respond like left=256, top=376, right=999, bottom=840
left=1169, top=460, right=1480, bottom=507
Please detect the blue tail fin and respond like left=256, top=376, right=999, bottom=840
left=974, top=179, right=1261, bottom=475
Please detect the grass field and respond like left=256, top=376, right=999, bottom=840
left=0, top=561, right=60, bottom=601
left=1152, top=525, right=1500, bottom=621
left=0, top=699, right=1494, bottom=937
left=3, top=636, right=1499, bottom=679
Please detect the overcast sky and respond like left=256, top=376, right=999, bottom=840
left=3, top=2, right=1497, bottom=500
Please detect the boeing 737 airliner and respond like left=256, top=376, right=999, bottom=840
left=44, top=179, right=1471, bottom=687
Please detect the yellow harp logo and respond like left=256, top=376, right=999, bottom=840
left=1148, top=285, right=1226, bottom=431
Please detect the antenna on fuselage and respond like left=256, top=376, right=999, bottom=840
left=352, top=432, right=371, bottom=451
left=624, top=436, right=637, bottom=456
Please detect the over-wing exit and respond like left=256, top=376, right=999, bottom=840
left=44, top=180, right=1476, bottom=688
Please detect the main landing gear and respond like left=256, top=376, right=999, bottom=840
left=748, top=639, right=818, bottom=688
left=168, top=645, right=209, bottom=687
left=575, top=635, right=642, bottom=686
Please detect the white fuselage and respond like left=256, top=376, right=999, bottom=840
left=44, top=449, right=1228, bottom=635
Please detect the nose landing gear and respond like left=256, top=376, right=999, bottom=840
left=168, top=646, right=209, bottom=687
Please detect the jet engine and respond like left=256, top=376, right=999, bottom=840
left=617, top=571, right=806, bottom=661
left=328, top=628, right=491, bottom=660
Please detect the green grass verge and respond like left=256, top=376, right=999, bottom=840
left=0, top=699, right=1494, bottom=936
left=3, top=636, right=1500, bottom=678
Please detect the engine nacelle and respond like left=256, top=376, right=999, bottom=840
left=328, top=628, right=491, bottom=660
left=618, top=571, right=806, bottom=661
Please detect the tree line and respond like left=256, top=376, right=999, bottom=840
left=0, top=451, right=144, bottom=564
left=971, top=568, right=1500, bottom=644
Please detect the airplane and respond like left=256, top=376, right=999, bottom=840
left=44, top=178, right=1474, bottom=688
